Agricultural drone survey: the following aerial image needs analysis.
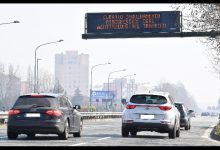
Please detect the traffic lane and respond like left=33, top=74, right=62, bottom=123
left=0, top=119, right=122, bottom=146
left=0, top=117, right=220, bottom=146
left=73, top=116, right=220, bottom=146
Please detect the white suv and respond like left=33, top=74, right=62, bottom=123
left=122, top=92, right=180, bottom=139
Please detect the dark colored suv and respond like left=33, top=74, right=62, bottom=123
left=174, top=102, right=193, bottom=130
left=7, top=93, right=82, bottom=140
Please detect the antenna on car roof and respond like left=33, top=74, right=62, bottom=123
left=148, top=90, right=151, bottom=93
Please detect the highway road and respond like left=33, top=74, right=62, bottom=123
left=0, top=116, right=220, bottom=146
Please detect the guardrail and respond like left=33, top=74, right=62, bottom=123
left=81, top=112, right=122, bottom=120
left=0, top=111, right=8, bottom=124
left=0, top=111, right=122, bottom=124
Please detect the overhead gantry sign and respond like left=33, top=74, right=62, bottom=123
left=82, top=11, right=220, bottom=39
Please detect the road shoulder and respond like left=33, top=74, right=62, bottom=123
left=211, top=125, right=220, bottom=141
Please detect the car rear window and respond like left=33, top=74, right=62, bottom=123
left=130, top=95, right=167, bottom=104
left=13, top=96, right=59, bottom=108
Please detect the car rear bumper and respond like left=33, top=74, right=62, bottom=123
left=7, top=120, right=65, bottom=134
left=180, top=118, right=188, bottom=127
left=122, top=122, right=174, bottom=133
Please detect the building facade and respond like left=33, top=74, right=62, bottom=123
left=55, top=51, right=89, bottom=97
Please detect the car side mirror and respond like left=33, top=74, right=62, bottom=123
left=73, top=105, right=81, bottom=110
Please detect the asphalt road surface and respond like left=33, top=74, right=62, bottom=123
left=0, top=116, right=219, bottom=146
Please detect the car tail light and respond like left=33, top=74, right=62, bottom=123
left=126, top=104, right=136, bottom=109
left=8, top=109, right=21, bottom=116
left=46, top=110, right=62, bottom=116
left=159, top=106, right=172, bottom=111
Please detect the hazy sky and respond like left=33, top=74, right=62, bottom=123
left=0, top=4, right=220, bottom=110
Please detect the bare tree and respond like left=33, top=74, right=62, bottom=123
left=38, top=69, right=54, bottom=93
left=0, top=62, right=6, bottom=107
left=173, top=4, right=220, bottom=75
left=153, top=81, right=199, bottom=111
left=0, top=64, right=21, bottom=109
left=53, top=80, right=64, bottom=93
left=26, top=65, right=34, bottom=93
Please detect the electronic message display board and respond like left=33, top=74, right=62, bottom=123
left=86, top=11, right=181, bottom=34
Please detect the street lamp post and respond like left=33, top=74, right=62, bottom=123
left=0, top=20, right=20, bottom=26
left=107, top=69, right=126, bottom=111
left=120, top=74, right=136, bottom=111
left=36, top=58, right=42, bottom=93
left=34, top=40, right=63, bottom=93
left=90, top=62, right=111, bottom=112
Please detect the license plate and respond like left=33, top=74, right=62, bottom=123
left=25, top=113, right=40, bottom=117
left=140, top=114, right=154, bottom=119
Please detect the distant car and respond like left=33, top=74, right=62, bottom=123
left=7, top=93, right=83, bottom=140
left=174, top=102, right=193, bottom=130
left=210, top=112, right=218, bottom=116
left=201, top=112, right=210, bottom=116
left=122, top=92, right=180, bottom=139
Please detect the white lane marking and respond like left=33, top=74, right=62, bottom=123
left=97, top=137, right=111, bottom=141
left=69, top=137, right=111, bottom=146
left=69, top=142, right=86, bottom=146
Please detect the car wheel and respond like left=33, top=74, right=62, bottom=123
left=189, top=124, right=191, bottom=130
left=27, top=133, right=35, bottom=139
left=7, top=132, right=18, bottom=140
left=169, top=125, right=176, bottom=139
left=58, top=121, right=69, bottom=140
left=176, top=126, right=180, bottom=137
left=73, top=120, right=83, bottom=137
left=122, top=126, right=129, bottom=137
left=130, top=130, right=137, bottom=136
left=185, top=123, right=189, bottom=130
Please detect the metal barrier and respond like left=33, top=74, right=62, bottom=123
left=0, top=111, right=122, bottom=123
left=0, top=111, right=8, bottom=124
left=81, top=112, right=122, bottom=120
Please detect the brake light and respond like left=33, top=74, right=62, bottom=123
left=126, top=104, right=136, bottom=109
left=8, top=109, right=21, bottom=116
left=46, top=110, right=62, bottom=116
left=31, top=95, right=45, bottom=98
left=159, top=106, right=172, bottom=111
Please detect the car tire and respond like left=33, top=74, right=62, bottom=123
left=73, top=120, right=83, bottom=137
left=58, top=121, right=69, bottom=140
left=185, top=124, right=189, bottom=130
left=27, top=133, right=35, bottom=139
left=130, top=130, right=137, bottom=136
left=169, top=125, right=176, bottom=139
left=122, top=126, right=129, bottom=137
left=7, top=132, right=18, bottom=140
left=176, top=127, right=180, bottom=137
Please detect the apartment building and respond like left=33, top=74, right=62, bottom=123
left=55, top=51, right=89, bottom=97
